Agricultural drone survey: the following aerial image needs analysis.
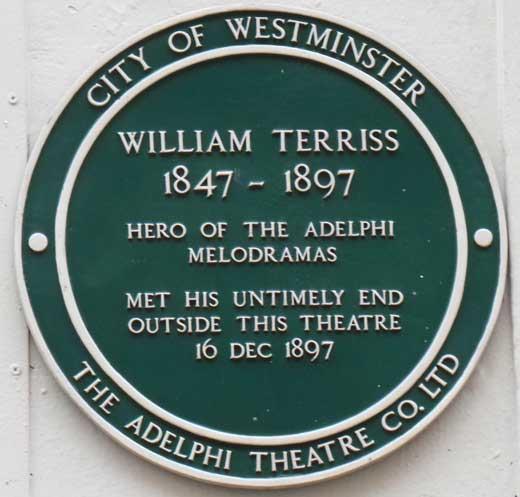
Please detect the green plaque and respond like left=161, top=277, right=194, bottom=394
left=16, top=7, right=507, bottom=488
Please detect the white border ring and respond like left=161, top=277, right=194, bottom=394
left=14, top=6, right=507, bottom=488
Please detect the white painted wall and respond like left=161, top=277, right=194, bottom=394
left=1, top=0, right=518, bottom=495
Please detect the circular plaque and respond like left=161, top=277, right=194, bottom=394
left=16, top=7, right=507, bottom=488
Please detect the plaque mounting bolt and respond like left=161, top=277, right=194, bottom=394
left=28, top=232, right=49, bottom=253
left=474, top=228, right=493, bottom=248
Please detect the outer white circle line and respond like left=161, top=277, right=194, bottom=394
left=14, top=6, right=506, bottom=488
left=54, top=45, right=468, bottom=446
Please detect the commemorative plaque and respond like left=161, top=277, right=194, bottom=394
left=16, top=7, right=506, bottom=488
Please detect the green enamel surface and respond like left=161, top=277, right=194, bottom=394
left=20, top=10, right=503, bottom=483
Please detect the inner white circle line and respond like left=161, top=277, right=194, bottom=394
left=55, top=45, right=468, bottom=446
